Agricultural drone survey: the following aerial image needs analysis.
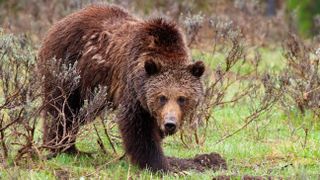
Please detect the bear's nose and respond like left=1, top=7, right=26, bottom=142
left=164, top=117, right=177, bottom=132
left=164, top=122, right=176, bottom=132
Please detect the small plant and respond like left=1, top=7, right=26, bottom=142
left=181, top=17, right=281, bottom=147
left=280, top=34, right=320, bottom=116
left=0, top=29, right=40, bottom=163
left=0, top=30, right=116, bottom=164
left=183, top=12, right=205, bottom=46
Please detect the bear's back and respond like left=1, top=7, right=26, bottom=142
left=38, top=4, right=136, bottom=66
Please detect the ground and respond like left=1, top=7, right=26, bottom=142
left=0, top=48, right=319, bottom=179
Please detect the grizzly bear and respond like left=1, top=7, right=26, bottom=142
left=38, top=4, right=205, bottom=172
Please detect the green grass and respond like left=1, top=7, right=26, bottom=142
left=1, top=105, right=319, bottom=179
left=1, top=48, right=319, bottom=179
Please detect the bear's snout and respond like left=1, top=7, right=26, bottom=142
left=164, top=118, right=176, bottom=133
left=163, top=112, right=178, bottom=135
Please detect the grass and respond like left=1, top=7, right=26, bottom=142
left=1, top=48, right=320, bottom=179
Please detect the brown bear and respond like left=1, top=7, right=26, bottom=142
left=38, top=4, right=206, bottom=172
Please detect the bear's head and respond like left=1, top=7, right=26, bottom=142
left=128, top=18, right=205, bottom=136
left=144, top=59, right=205, bottom=136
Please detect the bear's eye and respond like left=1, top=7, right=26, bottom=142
left=177, top=96, right=187, bottom=106
left=159, top=95, right=168, bottom=106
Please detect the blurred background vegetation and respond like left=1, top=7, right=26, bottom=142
left=287, top=0, right=320, bottom=37
left=0, top=0, right=320, bottom=43
left=0, top=0, right=320, bottom=179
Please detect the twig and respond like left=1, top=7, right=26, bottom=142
left=84, top=154, right=125, bottom=177
left=0, top=108, right=23, bottom=131
left=0, top=114, right=8, bottom=159
left=93, top=123, right=108, bottom=155
left=214, top=100, right=275, bottom=145
left=100, top=118, right=117, bottom=154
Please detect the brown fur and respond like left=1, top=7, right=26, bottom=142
left=38, top=4, right=205, bottom=172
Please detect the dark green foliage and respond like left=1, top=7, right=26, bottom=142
left=287, top=0, right=320, bottom=37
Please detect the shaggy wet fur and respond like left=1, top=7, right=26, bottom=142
left=38, top=4, right=208, bottom=172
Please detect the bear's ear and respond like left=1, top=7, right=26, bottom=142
left=188, top=61, right=205, bottom=78
left=144, top=59, right=160, bottom=76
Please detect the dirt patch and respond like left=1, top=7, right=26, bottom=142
left=167, top=152, right=227, bottom=172
left=54, top=169, right=70, bottom=180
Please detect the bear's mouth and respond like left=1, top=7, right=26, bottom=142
left=165, top=129, right=176, bottom=136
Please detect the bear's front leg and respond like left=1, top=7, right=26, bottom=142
left=118, top=102, right=168, bottom=172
